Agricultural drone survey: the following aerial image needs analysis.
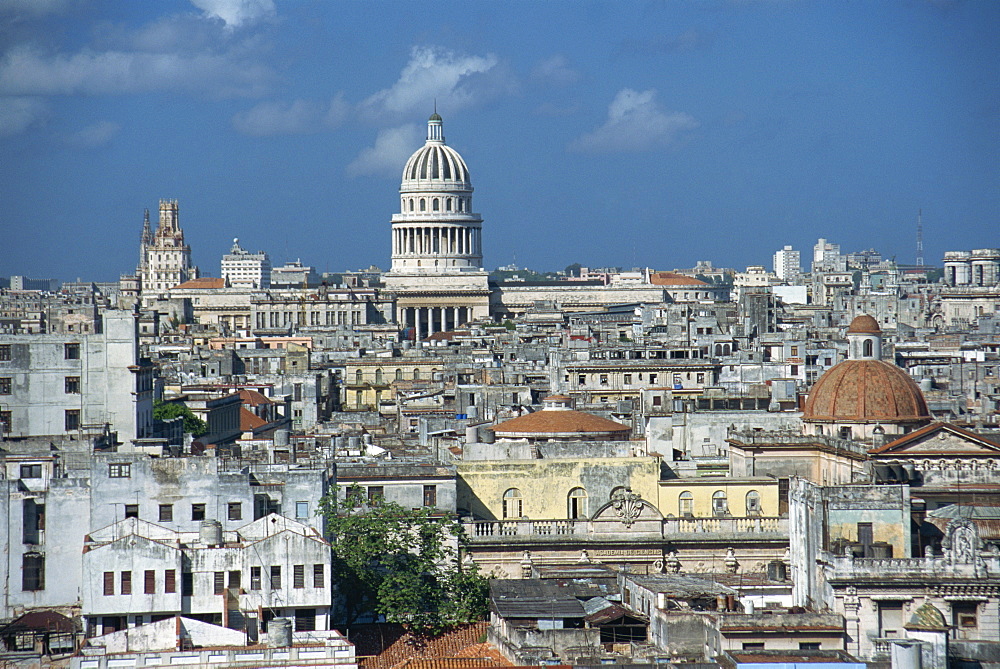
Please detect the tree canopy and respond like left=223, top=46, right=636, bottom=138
left=320, top=486, right=489, bottom=635
left=152, top=400, right=208, bottom=437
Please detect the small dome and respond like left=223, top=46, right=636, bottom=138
left=847, top=314, right=881, bottom=335
left=429, top=112, right=442, bottom=121
left=803, top=359, right=930, bottom=424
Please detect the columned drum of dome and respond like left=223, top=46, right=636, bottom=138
left=384, top=113, right=491, bottom=339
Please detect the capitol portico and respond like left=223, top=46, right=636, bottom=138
left=382, top=113, right=491, bottom=338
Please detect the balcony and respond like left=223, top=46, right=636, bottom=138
left=462, top=516, right=787, bottom=544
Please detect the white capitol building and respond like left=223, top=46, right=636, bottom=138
left=383, top=113, right=717, bottom=338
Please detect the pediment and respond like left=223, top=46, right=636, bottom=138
left=871, top=422, right=1000, bottom=457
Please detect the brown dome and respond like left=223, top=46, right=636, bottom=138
left=847, top=314, right=881, bottom=334
left=492, top=409, right=630, bottom=439
left=803, top=359, right=930, bottom=423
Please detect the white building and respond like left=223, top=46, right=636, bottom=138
left=82, top=515, right=333, bottom=638
left=812, top=238, right=845, bottom=272
left=0, top=309, right=154, bottom=442
left=383, top=113, right=491, bottom=336
left=772, top=245, right=801, bottom=282
left=139, top=200, right=199, bottom=301
left=221, top=239, right=271, bottom=289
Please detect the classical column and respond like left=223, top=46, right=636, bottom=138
left=414, top=307, right=422, bottom=341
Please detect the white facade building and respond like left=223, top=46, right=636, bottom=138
left=221, top=239, right=271, bottom=289
left=383, top=113, right=491, bottom=336
left=772, top=245, right=801, bottom=281
left=139, top=200, right=199, bottom=300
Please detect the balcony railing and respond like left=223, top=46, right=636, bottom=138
left=463, top=516, right=786, bottom=542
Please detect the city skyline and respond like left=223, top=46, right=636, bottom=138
left=1, top=0, right=998, bottom=282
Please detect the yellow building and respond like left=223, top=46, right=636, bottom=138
left=657, top=477, right=780, bottom=519
left=341, top=359, right=444, bottom=411
left=457, top=456, right=661, bottom=521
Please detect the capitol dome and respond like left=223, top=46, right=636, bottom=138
left=803, top=315, right=931, bottom=438
left=400, top=113, right=472, bottom=191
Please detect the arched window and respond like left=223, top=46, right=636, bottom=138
left=503, top=488, right=522, bottom=519
left=432, top=198, right=440, bottom=211
left=457, top=199, right=464, bottom=213
left=568, top=488, right=588, bottom=519
left=395, top=368, right=403, bottom=381
left=446, top=198, right=452, bottom=211
left=679, top=491, right=694, bottom=517
left=745, top=490, right=761, bottom=516
left=712, top=491, right=729, bottom=517
left=715, top=344, right=722, bottom=356
left=355, top=369, right=363, bottom=384
left=419, top=199, right=426, bottom=212
left=413, top=368, right=420, bottom=380
left=723, top=344, right=731, bottom=355
left=863, top=339, right=873, bottom=357
left=409, top=199, right=414, bottom=212
left=375, top=369, right=383, bottom=384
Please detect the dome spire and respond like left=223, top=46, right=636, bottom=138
left=427, top=105, right=444, bottom=142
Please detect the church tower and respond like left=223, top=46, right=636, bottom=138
left=384, top=114, right=490, bottom=338
left=139, top=199, right=199, bottom=303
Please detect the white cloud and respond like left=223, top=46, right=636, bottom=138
left=531, top=55, right=580, bottom=86
left=359, top=46, right=515, bottom=122
left=232, top=95, right=349, bottom=136
left=0, top=45, right=273, bottom=98
left=569, top=88, right=698, bottom=153
left=64, top=120, right=120, bottom=148
left=347, top=124, right=422, bottom=177
left=189, top=0, right=275, bottom=29
left=0, top=97, right=48, bottom=136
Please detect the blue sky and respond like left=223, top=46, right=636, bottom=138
left=1, top=0, right=997, bottom=282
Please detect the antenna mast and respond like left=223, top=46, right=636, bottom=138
left=916, top=209, right=924, bottom=267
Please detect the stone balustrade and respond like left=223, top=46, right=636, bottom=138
left=463, top=516, right=787, bottom=542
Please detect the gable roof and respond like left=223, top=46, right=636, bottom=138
left=173, top=277, right=225, bottom=290
left=869, top=421, right=1000, bottom=456
left=240, top=407, right=268, bottom=431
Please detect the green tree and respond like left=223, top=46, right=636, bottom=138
left=152, top=400, right=208, bottom=437
left=320, top=486, right=489, bottom=635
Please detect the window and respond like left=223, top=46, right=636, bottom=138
left=295, top=501, right=309, bottom=519
left=790, top=365, right=798, bottom=375
left=65, top=409, right=80, bottom=431
left=799, top=642, right=821, bottom=650
left=108, top=463, right=130, bottom=478
left=413, top=368, right=420, bottom=380
left=64, top=343, right=80, bottom=360
left=746, top=491, right=761, bottom=516
left=623, top=374, right=632, bottom=385
left=295, top=608, right=317, bottom=632
left=144, top=570, right=155, bottom=594
left=502, top=488, right=522, bottom=519
left=65, top=376, right=80, bottom=394
left=649, top=373, right=658, bottom=385
left=313, top=564, right=324, bottom=588
left=124, top=504, right=139, bottom=519
left=0, top=344, right=10, bottom=361
left=228, top=502, right=242, bottom=521
left=878, top=602, right=904, bottom=638
left=214, top=572, right=225, bottom=595
left=270, top=566, right=281, bottom=589
left=423, top=485, right=437, bottom=507
left=164, top=570, right=176, bottom=593
left=182, top=572, right=193, bottom=596
left=103, top=571, right=114, bottom=595
left=696, top=373, right=705, bottom=384
left=599, top=374, right=609, bottom=385
left=159, top=504, right=173, bottom=522
left=743, top=643, right=765, bottom=650
left=20, top=464, right=42, bottom=479
left=578, top=374, right=586, bottom=385
left=367, top=486, right=384, bottom=505
left=790, top=346, right=799, bottom=357
left=191, top=503, right=206, bottom=521
left=863, top=339, right=873, bottom=357
left=250, top=566, right=261, bottom=590
left=293, top=565, right=305, bottom=589
left=653, top=396, right=662, bottom=407
left=712, top=491, right=729, bottom=517
left=568, top=488, right=588, bottom=519
left=395, top=368, right=403, bottom=381
left=0, top=377, right=10, bottom=394
left=120, top=571, right=132, bottom=595
left=355, top=369, right=363, bottom=384
left=0, top=411, right=10, bottom=435
left=679, top=491, right=694, bottom=517
left=22, top=553, right=44, bottom=591
left=229, top=570, right=241, bottom=590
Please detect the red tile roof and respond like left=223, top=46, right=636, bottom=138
left=174, top=277, right=225, bottom=289
left=240, top=407, right=268, bottom=431
left=650, top=272, right=708, bottom=286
